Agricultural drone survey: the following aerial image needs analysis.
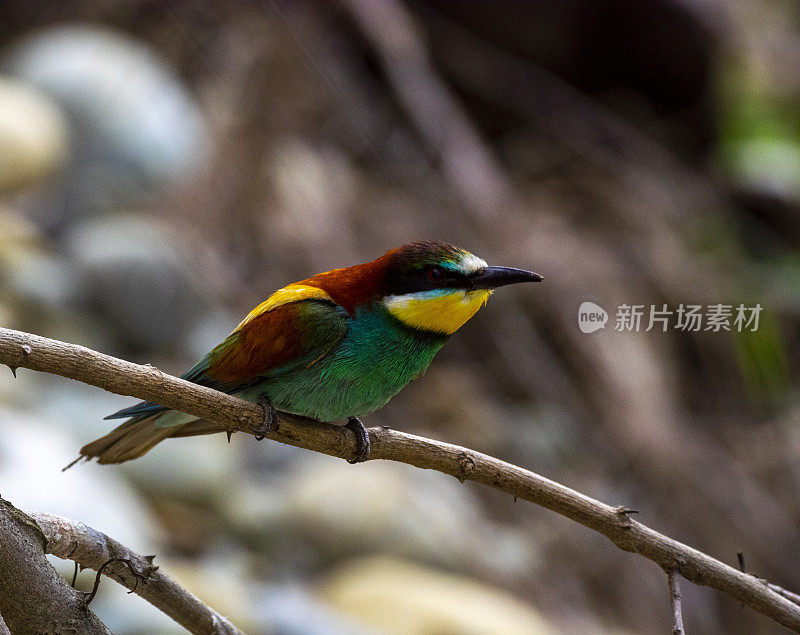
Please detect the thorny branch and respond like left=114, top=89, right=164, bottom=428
left=2, top=327, right=800, bottom=631
left=81, top=557, right=146, bottom=606
left=30, top=511, right=242, bottom=634
left=0, top=499, right=110, bottom=634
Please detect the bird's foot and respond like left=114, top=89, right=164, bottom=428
left=254, top=393, right=278, bottom=440
left=346, top=417, right=370, bottom=463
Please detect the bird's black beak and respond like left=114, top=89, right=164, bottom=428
left=469, top=266, right=543, bottom=290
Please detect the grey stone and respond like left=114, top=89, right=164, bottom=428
left=64, top=215, right=207, bottom=352
left=0, top=78, right=67, bottom=194
left=7, top=25, right=207, bottom=187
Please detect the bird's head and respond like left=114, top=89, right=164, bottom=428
left=376, top=241, right=543, bottom=335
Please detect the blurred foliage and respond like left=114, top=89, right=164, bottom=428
left=733, top=311, right=792, bottom=408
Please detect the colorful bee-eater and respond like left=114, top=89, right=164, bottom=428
left=76, top=242, right=542, bottom=465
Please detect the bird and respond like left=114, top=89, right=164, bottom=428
left=73, top=241, right=542, bottom=466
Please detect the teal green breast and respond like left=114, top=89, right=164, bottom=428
left=241, top=304, right=448, bottom=421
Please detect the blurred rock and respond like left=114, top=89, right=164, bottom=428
left=6, top=25, right=207, bottom=232
left=321, top=556, right=555, bottom=635
left=0, top=206, right=41, bottom=261
left=255, top=584, right=373, bottom=635
left=5, top=248, right=76, bottom=308
left=0, top=405, right=159, bottom=551
left=64, top=214, right=207, bottom=353
left=223, top=454, right=536, bottom=579
left=272, top=140, right=358, bottom=244
left=158, top=550, right=258, bottom=633
left=0, top=77, right=67, bottom=195
left=0, top=208, right=49, bottom=308
left=162, top=557, right=373, bottom=633
left=0, top=207, right=86, bottom=341
left=7, top=25, right=207, bottom=186
left=116, top=433, right=240, bottom=503
left=80, top=579, right=185, bottom=635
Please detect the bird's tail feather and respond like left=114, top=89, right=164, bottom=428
left=75, top=413, right=224, bottom=465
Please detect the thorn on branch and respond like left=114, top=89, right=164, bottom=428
left=142, top=555, right=159, bottom=575
left=82, top=557, right=149, bottom=607
left=62, top=455, right=89, bottom=472
left=735, top=551, right=747, bottom=610
left=614, top=506, right=638, bottom=527
left=737, top=551, right=746, bottom=572
left=7, top=345, right=31, bottom=377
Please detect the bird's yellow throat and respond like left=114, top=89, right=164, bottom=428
left=383, top=289, right=493, bottom=335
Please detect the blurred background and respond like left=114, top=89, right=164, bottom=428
left=0, top=0, right=798, bottom=632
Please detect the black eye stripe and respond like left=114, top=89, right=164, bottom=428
left=386, top=266, right=467, bottom=295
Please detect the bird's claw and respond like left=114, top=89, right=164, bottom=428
left=346, top=417, right=370, bottom=463
left=254, top=393, right=278, bottom=440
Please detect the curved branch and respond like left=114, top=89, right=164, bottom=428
left=0, top=499, right=110, bottom=633
left=2, top=327, right=800, bottom=632
left=30, top=512, right=242, bottom=635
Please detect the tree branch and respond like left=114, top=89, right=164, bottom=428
left=667, top=568, right=685, bottom=635
left=2, top=327, right=800, bottom=632
left=30, top=512, right=242, bottom=634
left=0, top=498, right=110, bottom=634
left=768, top=582, right=800, bottom=607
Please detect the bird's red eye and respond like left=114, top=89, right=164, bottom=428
left=427, top=267, right=443, bottom=281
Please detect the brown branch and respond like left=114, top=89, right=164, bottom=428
left=29, top=512, right=243, bottom=634
left=667, top=568, right=685, bottom=635
left=0, top=498, right=110, bottom=634
left=2, top=327, right=800, bottom=632
left=765, top=582, right=800, bottom=607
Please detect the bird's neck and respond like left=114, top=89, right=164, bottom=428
left=369, top=301, right=452, bottom=344
left=300, top=261, right=387, bottom=315
left=381, top=289, right=492, bottom=335
left=343, top=303, right=449, bottom=376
